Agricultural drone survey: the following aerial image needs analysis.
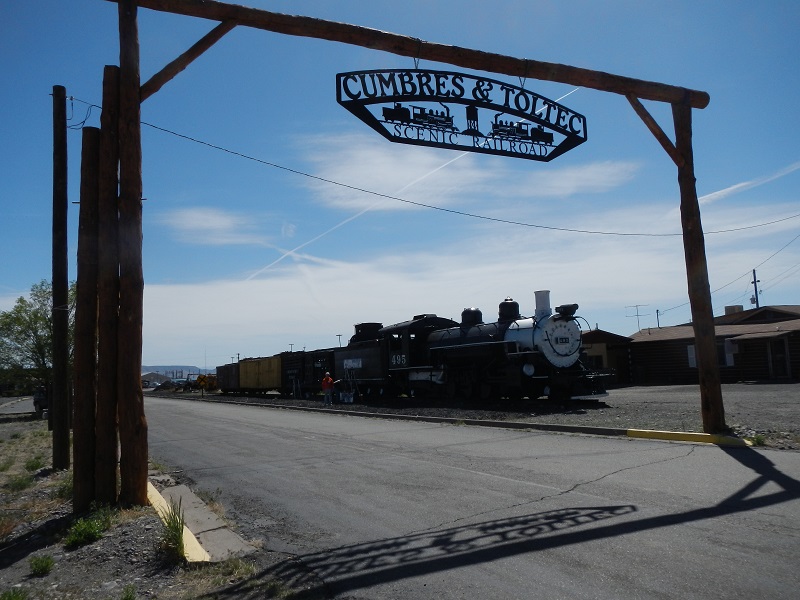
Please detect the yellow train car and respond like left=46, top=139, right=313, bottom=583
left=238, top=356, right=281, bottom=393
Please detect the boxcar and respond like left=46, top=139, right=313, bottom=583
left=281, top=349, right=336, bottom=398
left=239, top=356, right=282, bottom=395
left=216, top=362, right=240, bottom=394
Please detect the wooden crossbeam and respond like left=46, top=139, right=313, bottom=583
left=106, top=0, right=710, bottom=109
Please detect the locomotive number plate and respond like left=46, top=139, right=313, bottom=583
left=390, top=353, right=408, bottom=367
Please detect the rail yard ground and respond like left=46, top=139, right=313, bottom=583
left=1, top=382, right=798, bottom=598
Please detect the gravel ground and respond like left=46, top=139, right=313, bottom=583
left=174, top=381, right=800, bottom=451
left=2, top=382, right=798, bottom=598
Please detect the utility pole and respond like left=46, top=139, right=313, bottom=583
left=51, top=85, right=70, bottom=470
left=751, top=269, right=760, bottom=308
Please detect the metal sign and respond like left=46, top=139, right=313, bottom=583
left=336, top=69, right=587, bottom=161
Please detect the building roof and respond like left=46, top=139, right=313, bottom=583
left=711, top=305, right=800, bottom=325
left=582, top=329, right=632, bottom=344
left=630, top=318, right=800, bottom=343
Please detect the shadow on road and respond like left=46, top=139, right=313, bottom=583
left=199, top=445, right=800, bottom=599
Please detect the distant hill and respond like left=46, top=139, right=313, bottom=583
left=141, top=365, right=214, bottom=378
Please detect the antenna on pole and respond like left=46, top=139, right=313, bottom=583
left=626, top=304, right=650, bottom=331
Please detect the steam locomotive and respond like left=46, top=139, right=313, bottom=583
left=216, top=290, right=607, bottom=404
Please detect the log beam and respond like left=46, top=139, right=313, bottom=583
left=141, top=20, right=237, bottom=102
left=106, top=0, right=710, bottom=109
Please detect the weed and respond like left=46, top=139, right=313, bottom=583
left=0, top=588, right=29, bottom=599
left=23, top=456, right=44, bottom=472
left=748, top=434, right=766, bottom=446
left=120, top=583, right=137, bottom=600
left=63, top=506, right=115, bottom=549
left=64, top=517, right=105, bottom=548
left=0, top=455, right=13, bottom=472
left=52, top=473, right=73, bottom=500
left=0, top=515, right=17, bottom=538
left=29, top=554, right=54, bottom=577
left=6, top=474, right=33, bottom=492
left=159, top=497, right=185, bottom=563
left=10, top=433, right=21, bottom=440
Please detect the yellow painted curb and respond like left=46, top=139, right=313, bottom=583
left=626, top=429, right=750, bottom=446
left=147, top=482, right=210, bottom=563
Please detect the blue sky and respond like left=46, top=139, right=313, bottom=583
left=1, top=1, right=798, bottom=367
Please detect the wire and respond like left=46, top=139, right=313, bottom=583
left=66, top=96, right=800, bottom=237
left=660, top=231, right=800, bottom=316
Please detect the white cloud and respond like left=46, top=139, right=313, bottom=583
left=157, top=207, right=271, bottom=246
left=299, top=132, right=641, bottom=212
left=699, top=160, right=800, bottom=205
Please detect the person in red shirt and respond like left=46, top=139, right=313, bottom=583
left=322, top=372, right=334, bottom=405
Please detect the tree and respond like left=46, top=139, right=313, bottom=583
left=0, top=280, right=76, bottom=389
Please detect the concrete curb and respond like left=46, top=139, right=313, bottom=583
left=147, top=482, right=210, bottom=563
left=626, top=429, right=751, bottom=446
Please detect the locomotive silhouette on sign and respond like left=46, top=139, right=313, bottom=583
left=337, top=69, right=587, bottom=161
left=382, top=103, right=459, bottom=132
left=489, top=114, right=554, bottom=145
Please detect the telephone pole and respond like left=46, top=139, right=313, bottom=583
left=751, top=269, right=760, bottom=308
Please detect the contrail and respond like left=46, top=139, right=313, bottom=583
left=247, top=88, right=582, bottom=279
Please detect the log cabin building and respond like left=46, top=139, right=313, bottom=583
left=625, top=305, right=800, bottom=384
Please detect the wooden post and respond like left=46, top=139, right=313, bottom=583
left=96, top=65, right=121, bottom=505
left=73, top=127, right=101, bottom=513
left=672, top=103, right=726, bottom=433
left=51, top=85, right=70, bottom=470
left=117, top=0, right=148, bottom=506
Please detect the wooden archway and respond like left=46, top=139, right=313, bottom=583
left=73, top=0, right=726, bottom=508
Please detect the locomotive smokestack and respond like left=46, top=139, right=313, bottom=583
left=535, top=290, right=552, bottom=321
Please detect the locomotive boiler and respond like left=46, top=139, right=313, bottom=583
left=425, top=290, right=597, bottom=401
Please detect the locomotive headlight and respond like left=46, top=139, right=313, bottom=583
left=522, top=363, right=535, bottom=377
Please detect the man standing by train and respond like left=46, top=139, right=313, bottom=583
left=322, top=372, right=335, bottom=405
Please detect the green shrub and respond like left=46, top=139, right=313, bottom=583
left=29, top=554, right=54, bottom=577
left=0, top=588, right=29, bottom=599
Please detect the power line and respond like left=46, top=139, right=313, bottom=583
left=67, top=96, right=800, bottom=238
left=660, top=231, right=800, bottom=316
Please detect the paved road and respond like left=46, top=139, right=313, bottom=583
left=146, top=396, right=800, bottom=600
